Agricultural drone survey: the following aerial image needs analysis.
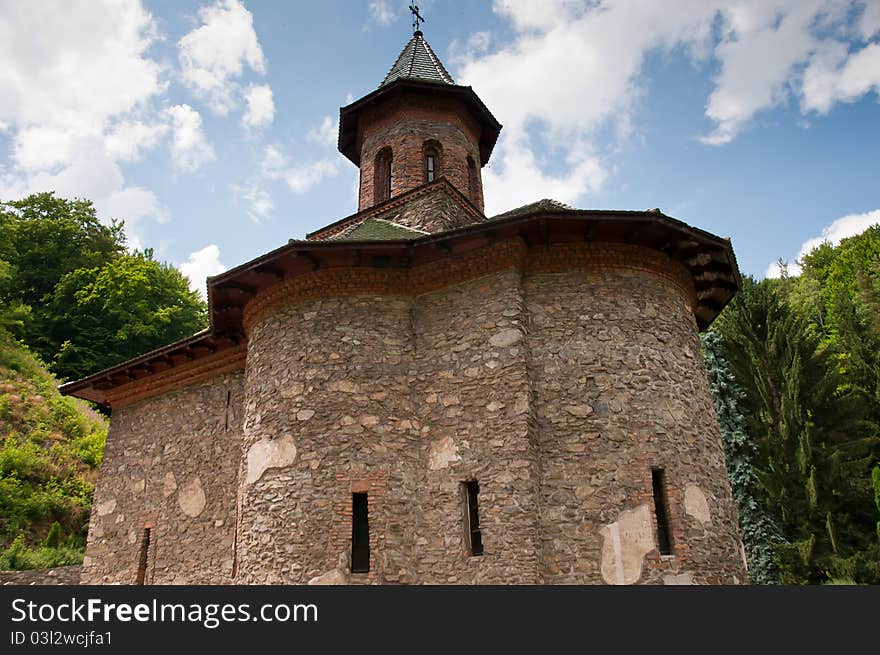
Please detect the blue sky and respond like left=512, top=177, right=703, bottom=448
left=1, top=0, right=879, bottom=293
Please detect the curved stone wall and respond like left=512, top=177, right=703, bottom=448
left=525, top=268, right=745, bottom=584
left=235, top=241, right=747, bottom=584
left=237, top=295, right=419, bottom=583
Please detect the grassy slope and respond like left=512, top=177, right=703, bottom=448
left=0, top=330, right=106, bottom=569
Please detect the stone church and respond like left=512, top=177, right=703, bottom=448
left=62, top=30, right=747, bottom=585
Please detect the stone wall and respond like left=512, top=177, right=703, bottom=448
left=369, top=185, right=479, bottom=235
left=237, top=296, right=419, bottom=584
left=233, top=241, right=746, bottom=584
left=80, top=372, right=243, bottom=584
left=85, top=240, right=747, bottom=585
left=411, top=271, right=542, bottom=583
left=357, top=94, right=484, bottom=211
left=0, top=566, right=81, bottom=585
left=524, top=265, right=746, bottom=584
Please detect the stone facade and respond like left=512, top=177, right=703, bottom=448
left=77, top=240, right=746, bottom=585
left=79, top=373, right=243, bottom=584
left=357, top=93, right=485, bottom=211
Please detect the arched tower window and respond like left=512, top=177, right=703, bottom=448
left=467, top=156, right=479, bottom=202
left=424, top=141, right=442, bottom=183
left=374, top=147, right=393, bottom=203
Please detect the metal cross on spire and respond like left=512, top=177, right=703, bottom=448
left=409, top=2, right=424, bottom=35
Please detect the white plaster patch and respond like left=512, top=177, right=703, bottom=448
left=178, top=477, right=207, bottom=517
left=428, top=436, right=461, bottom=470
left=685, top=484, right=711, bottom=525
left=663, top=573, right=694, bottom=585
left=307, top=569, right=348, bottom=585
left=599, top=503, right=655, bottom=585
left=307, top=552, right=350, bottom=585
left=245, top=434, right=297, bottom=484
left=96, top=498, right=116, bottom=516
left=489, top=328, right=522, bottom=348
left=163, top=471, right=177, bottom=498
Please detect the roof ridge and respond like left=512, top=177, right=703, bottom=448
left=371, top=217, right=430, bottom=234
left=380, top=33, right=455, bottom=88
left=419, top=36, right=454, bottom=84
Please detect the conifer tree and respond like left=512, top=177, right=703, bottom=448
left=702, top=331, right=783, bottom=583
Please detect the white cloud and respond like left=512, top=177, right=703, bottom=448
left=0, top=1, right=168, bottom=242
left=105, top=120, right=169, bottom=162
left=180, top=244, right=227, bottom=298
left=260, top=144, right=339, bottom=194
left=457, top=1, right=880, bottom=211
left=701, top=1, right=827, bottom=145
left=859, top=0, right=880, bottom=39
left=483, top=139, right=607, bottom=215
left=234, top=180, right=273, bottom=222
left=366, top=1, right=398, bottom=28
left=306, top=116, right=338, bottom=147
left=98, top=186, right=168, bottom=227
left=0, top=137, right=166, bottom=242
left=178, top=0, right=267, bottom=115
left=0, top=0, right=163, bottom=139
left=802, top=41, right=880, bottom=114
left=168, top=104, right=215, bottom=173
left=765, top=208, right=880, bottom=278
left=242, top=84, right=275, bottom=128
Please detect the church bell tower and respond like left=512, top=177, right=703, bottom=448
left=337, top=26, right=501, bottom=214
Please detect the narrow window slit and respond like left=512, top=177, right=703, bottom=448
left=224, top=389, right=231, bottom=431
left=462, top=480, right=483, bottom=556
left=651, top=468, right=673, bottom=555
left=351, top=493, right=370, bottom=573
left=135, top=527, right=151, bottom=584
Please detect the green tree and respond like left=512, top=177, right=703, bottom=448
left=702, top=331, right=783, bottom=584
left=45, top=250, right=207, bottom=380
left=0, top=193, right=125, bottom=309
left=714, top=276, right=878, bottom=583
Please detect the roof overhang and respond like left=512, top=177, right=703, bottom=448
left=59, top=208, right=740, bottom=406
left=338, top=79, right=502, bottom=167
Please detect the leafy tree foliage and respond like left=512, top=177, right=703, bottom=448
left=0, top=193, right=125, bottom=310
left=713, top=227, right=880, bottom=584
left=0, top=193, right=207, bottom=380
left=702, top=331, right=783, bottom=583
left=45, top=250, right=206, bottom=381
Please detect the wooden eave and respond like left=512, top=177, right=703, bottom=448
left=59, top=207, right=740, bottom=406
left=338, top=79, right=502, bottom=167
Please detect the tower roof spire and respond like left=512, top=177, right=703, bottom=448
left=380, top=31, right=454, bottom=88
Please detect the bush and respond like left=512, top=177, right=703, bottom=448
left=44, top=521, right=62, bottom=548
left=0, top=534, right=84, bottom=570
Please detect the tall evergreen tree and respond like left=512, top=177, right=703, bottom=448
left=702, top=330, right=783, bottom=584
left=714, top=276, right=878, bottom=583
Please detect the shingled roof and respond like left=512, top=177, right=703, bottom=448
left=490, top=199, right=577, bottom=221
left=337, top=218, right=428, bottom=241
left=380, top=32, right=455, bottom=87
